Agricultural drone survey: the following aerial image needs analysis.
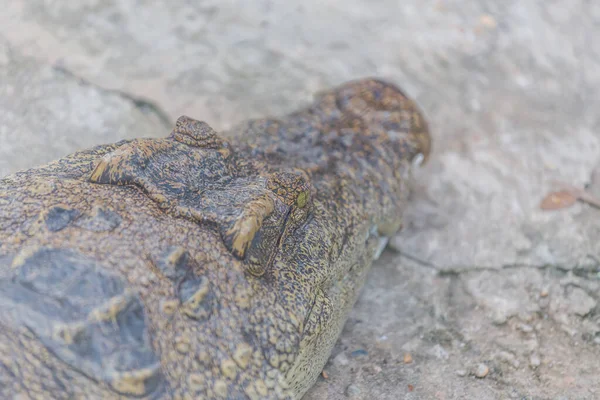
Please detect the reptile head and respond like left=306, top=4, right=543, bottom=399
left=85, top=80, right=430, bottom=398
left=221, top=78, right=431, bottom=396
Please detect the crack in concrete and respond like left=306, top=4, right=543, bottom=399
left=53, top=65, right=173, bottom=130
left=397, top=250, right=600, bottom=277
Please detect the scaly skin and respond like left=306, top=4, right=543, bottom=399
left=0, top=78, right=430, bottom=399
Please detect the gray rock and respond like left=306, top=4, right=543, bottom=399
left=456, top=369, right=468, bottom=377
left=0, top=38, right=168, bottom=178
left=1, top=1, right=599, bottom=399
left=345, top=384, right=362, bottom=397
left=333, top=352, right=350, bottom=367
left=529, top=354, right=541, bottom=369
left=566, top=288, right=597, bottom=317
left=474, top=363, right=490, bottom=378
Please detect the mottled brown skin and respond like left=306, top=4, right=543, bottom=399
left=0, top=79, right=430, bottom=399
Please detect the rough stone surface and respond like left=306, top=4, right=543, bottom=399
left=0, top=38, right=169, bottom=178
left=1, top=1, right=600, bottom=399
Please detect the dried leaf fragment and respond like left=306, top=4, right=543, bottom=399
left=540, top=190, right=577, bottom=210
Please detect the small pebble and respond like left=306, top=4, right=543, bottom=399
left=351, top=349, right=368, bottom=358
left=518, top=324, right=534, bottom=333
left=369, top=364, right=382, bottom=374
left=475, top=363, right=489, bottom=378
left=535, top=323, right=543, bottom=330
left=540, top=289, right=549, bottom=298
left=321, top=370, right=329, bottom=379
left=456, top=369, right=467, bottom=377
left=479, top=14, right=497, bottom=29
left=529, top=354, right=541, bottom=368
left=428, top=344, right=449, bottom=360
left=492, top=312, right=508, bottom=325
left=333, top=352, right=350, bottom=367
left=495, top=351, right=519, bottom=368
left=346, top=384, right=362, bottom=397
left=403, top=353, right=413, bottom=364
left=567, top=288, right=597, bottom=317
left=518, top=312, right=534, bottom=323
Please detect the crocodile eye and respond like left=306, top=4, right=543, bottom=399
left=296, top=191, right=309, bottom=209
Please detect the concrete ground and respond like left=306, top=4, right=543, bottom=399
left=1, top=1, right=600, bottom=399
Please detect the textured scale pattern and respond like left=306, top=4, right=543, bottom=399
left=0, top=78, right=430, bottom=399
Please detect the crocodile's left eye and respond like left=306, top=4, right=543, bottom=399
left=270, top=171, right=312, bottom=228
left=296, top=190, right=309, bottom=209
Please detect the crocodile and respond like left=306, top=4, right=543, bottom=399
left=0, top=78, right=430, bottom=399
